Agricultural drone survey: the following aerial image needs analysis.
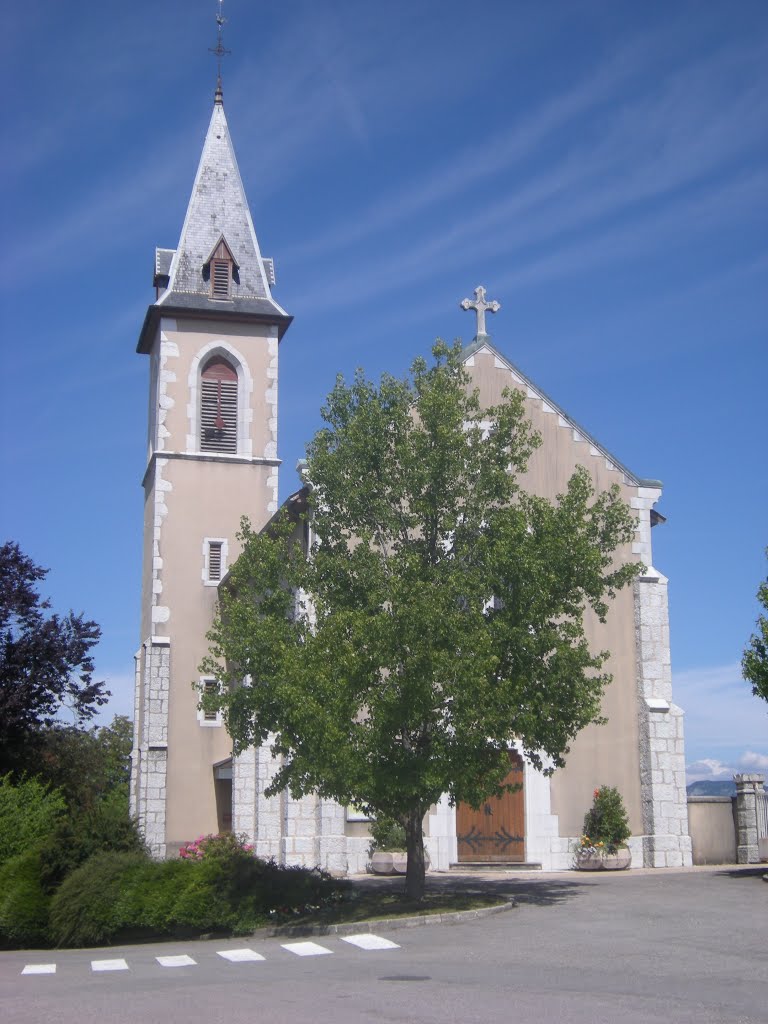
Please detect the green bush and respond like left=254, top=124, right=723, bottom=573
left=0, top=851, right=51, bottom=948
left=48, top=851, right=148, bottom=947
left=39, top=789, right=146, bottom=892
left=46, top=846, right=348, bottom=947
left=0, top=775, right=66, bottom=865
left=113, top=858, right=192, bottom=934
left=582, top=785, right=631, bottom=852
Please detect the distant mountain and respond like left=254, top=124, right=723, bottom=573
left=687, top=780, right=736, bottom=797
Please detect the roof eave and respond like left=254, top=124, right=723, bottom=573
left=461, top=337, right=663, bottom=492
left=136, top=303, right=294, bottom=353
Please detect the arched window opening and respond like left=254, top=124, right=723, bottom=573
left=200, top=356, right=238, bottom=453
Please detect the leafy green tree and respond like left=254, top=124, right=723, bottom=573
left=742, top=552, right=768, bottom=704
left=0, top=776, right=66, bottom=866
left=204, top=342, right=641, bottom=900
left=0, top=542, right=107, bottom=774
left=34, top=715, right=133, bottom=809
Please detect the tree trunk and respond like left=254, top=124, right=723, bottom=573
left=404, top=808, right=426, bottom=901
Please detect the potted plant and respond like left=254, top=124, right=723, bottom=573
left=368, top=817, right=409, bottom=874
left=575, top=786, right=632, bottom=870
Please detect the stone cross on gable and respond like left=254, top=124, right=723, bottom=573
left=460, top=285, right=501, bottom=337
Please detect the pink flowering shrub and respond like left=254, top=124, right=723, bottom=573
left=178, top=832, right=254, bottom=861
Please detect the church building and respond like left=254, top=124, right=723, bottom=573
left=130, top=77, right=693, bottom=873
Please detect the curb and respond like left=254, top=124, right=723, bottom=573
left=255, top=898, right=517, bottom=940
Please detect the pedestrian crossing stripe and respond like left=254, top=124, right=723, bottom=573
left=342, top=933, right=400, bottom=950
left=91, top=959, right=129, bottom=971
left=217, top=948, right=265, bottom=962
left=20, top=934, right=400, bottom=974
left=281, top=941, right=333, bottom=956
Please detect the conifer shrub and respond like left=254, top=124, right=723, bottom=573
left=0, top=851, right=51, bottom=949
left=581, top=785, right=631, bottom=853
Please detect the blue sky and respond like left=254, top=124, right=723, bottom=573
left=1, top=1, right=766, bottom=784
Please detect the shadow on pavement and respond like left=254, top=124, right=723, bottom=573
left=352, top=871, right=587, bottom=907
left=714, top=866, right=768, bottom=881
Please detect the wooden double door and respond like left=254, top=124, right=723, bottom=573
left=456, top=751, right=525, bottom=862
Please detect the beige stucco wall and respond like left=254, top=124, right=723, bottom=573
left=466, top=346, right=644, bottom=838
left=688, top=797, right=737, bottom=864
left=137, top=314, right=280, bottom=847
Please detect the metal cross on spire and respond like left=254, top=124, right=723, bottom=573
left=460, top=285, right=501, bottom=338
left=209, top=0, right=231, bottom=103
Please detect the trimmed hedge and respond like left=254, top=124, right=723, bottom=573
left=49, top=851, right=148, bottom=947
left=46, top=848, right=348, bottom=948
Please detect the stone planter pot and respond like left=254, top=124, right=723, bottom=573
left=601, top=845, right=632, bottom=870
left=370, top=851, right=406, bottom=875
left=575, top=845, right=631, bottom=871
left=369, top=850, right=430, bottom=875
left=574, top=850, right=604, bottom=871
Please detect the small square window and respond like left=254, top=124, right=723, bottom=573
left=198, top=677, right=222, bottom=727
left=203, top=538, right=228, bottom=585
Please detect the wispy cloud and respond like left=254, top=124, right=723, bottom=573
left=687, top=749, right=768, bottom=784
left=674, top=662, right=768, bottom=773
left=285, top=33, right=767, bottom=313
left=740, top=751, right=768, bottom=772
left=285, top=32, right=767, bottom=268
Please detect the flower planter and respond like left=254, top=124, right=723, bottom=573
left=574, top=850, right=604, bottom=871
left=575, top=844, right=631, bottom=871
left=601, top=845, right=631, bottom=870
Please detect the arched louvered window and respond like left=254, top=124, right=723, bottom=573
left=200, top=356, right=238, bottom=453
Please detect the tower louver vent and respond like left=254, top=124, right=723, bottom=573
left=207, top=542, right=223, bottom=582
left=200, top=357, right=238, bottom=453
left=212, top=259, right=231, bottom=297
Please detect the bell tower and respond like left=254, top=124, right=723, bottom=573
left=130, top=69, right=292, bottom=856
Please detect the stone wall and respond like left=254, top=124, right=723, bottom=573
left=687, top=797, right=737, bottom=865
left=633, top=573, right=692, bottom=867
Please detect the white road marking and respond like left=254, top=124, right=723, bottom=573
left=341, top=933, right=400, bottom=950
left=21, top=964, right=56, bottom=975
left=217, top=948, right=265, bottom=962
left=281, top=941, right=333, bottom=957
left=155, top=954, right=197, bottom=967
left=91, top=958, right=129, bottom=972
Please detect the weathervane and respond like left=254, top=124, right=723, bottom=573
left=460, top=285, right=501, bottom=338
left=209, top=0, right=231, bottom=101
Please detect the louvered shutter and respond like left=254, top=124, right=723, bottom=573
left=200, top=357, right=238, bottom=453
left=212, top=259, right=230, bottom=297
left=207, top=541, right=223, bottom=581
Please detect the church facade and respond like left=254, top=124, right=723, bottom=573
left=130, top=85, right=693, bottom=873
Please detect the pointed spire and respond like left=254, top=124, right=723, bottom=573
left=156, top=100, right=289, bottom=323
left=137, top=4, right=292, bottom=353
